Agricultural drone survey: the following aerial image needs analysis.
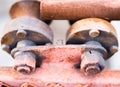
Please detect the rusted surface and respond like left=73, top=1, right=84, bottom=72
left=66, top=18, right=118, bottom=58
left=10, top=0, right=40, bottom=19
left=80, top=41, right=106, bottom=75
left=13, top=40, right=37, bottom=74
left=1, top=16, right=53, bottom=52
left=9, top=0, right=52, bottom=24
left=11, top=42, right=108, bottom=75
left=40, top=0, right=120, bottom=20
left=20, top=83, right=37, bottom=87
left=0, top=67, right=120, bottom=87
left=1, top=0, right=54, bottom=53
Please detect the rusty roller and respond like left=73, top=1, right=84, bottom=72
left=66, top=18, right=118, bottom=75
left=40, top=0, right=120, bottom=21
left=66, top=18, right=118, bottom=58
left=1, top=0, right=53, bottom=53
left=1, top=0, right=53, bottom=74
left=10, top=0, right=52, bottom=24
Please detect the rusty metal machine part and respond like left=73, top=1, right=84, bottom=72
left=13, top=40, right=37, bottom=74
left=1, top=16, right=53, bottom=53
left=81, top=41, right=106, bottom=75
left=66, top=18, right=118, bottom=58
left=10, top=0, right=52, bottom=24
left=11, top=40, right=107, bottom=75
left=10, top=0, right=40, bottom=19
left=40, top=0, right=120, bottom=20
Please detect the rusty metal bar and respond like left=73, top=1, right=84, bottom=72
left=0, top=67, right=120, bottom=87
left=40, top=0, right=120, bottom=20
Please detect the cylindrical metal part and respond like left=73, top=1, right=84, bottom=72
left=81, top=50, right=105, bottom=75
left=40, top=0, right=120, bottom=20
left=80, top=41, right=106, bottom=75
left=10, top=0, right=40, bottom=19
left=10, top=0, right=52, bottom=24
left=66, top=18, right=118, bottom=58
left=14, top=51, right=36, bottom=74
left=1, top=16, right=53, bottom=52
left=13, top=40, right=37, bottom=74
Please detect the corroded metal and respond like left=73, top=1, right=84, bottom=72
left=81, top=41, right=106, bottom=75
left=14, top=40, right=37, bottom=74
left=0, top=67, right=120, bottom=87
left=1, top=0, right=53, bottom=53
left=66, top=18, right=118, bottom=58
left=9, top=0, right=40, bottom=19
left=1, top=16, right=53, bottom=52
left=40, top=0, right=120, bottom=20
left=0, top=45, right=119, bottom=86
left=11, top=42, right=107, bottom=75
left=10, top=0, right=52, bottom=24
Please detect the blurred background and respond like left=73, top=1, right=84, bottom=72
left=0, top=0, right=120, bottom=69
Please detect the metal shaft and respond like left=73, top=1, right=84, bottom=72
left=40, top=0, right=120, bottom=20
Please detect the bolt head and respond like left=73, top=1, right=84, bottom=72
left=110, top=45, right=118, bottom=54
left=16, top=29, right=27, bottom=38
left=89, top=29, right=100, bottom=37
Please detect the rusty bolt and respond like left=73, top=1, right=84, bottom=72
left=110, top=45, right=118, bottom=54
left=13, top=40, right=37, bottom=74
left=1, top=44, right=10, bottom=53
left=80, top=41, right=106, bottom=75
left=16, top=29, right=27, bottom=38
left=14, top=51, right=36, bottom=74
left=89, top=29, right=100, bottom=38
left=80, top=50, right=105, bottom=75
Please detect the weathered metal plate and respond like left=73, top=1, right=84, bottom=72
left=0, top=67, right=120, bottom=87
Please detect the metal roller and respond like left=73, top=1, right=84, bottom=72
left=10, top=0, right=52, bottom=24
left=40, top=0, right=120, bottom=20
left=66, top=18, right=118, bottom=58
left=1, top=0, right=53, bottom=53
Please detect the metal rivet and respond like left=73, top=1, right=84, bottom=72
left=16, top=29, right=27, bottom=38
left=89, top=29, right=100, bottom=37
left=110, top=45, right=118, bottom=54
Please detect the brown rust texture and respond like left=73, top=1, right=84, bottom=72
left=66, top=18, right=118, bottom=58
left=40, top=0, right=120, bottom=20
left=10, top=0, right=40, bottom=19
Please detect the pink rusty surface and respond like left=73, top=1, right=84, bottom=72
left=40, top=0, right=120, bottom=20
left=5, top=45, right=120, bottom=87
left=0, top=67, right=120, bottom=87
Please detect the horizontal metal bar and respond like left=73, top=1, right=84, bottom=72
left=40, top=0, right=120, bottom=20
left=0, top=67, right=120, bottom=87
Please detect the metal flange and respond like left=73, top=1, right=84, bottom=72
left=1, top=16, right=53, bottom=52
left=66, top=18, right=118, bottom=58
left=9, top=0, right=52, bottom=24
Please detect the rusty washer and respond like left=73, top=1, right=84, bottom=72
left=66, top=18, right=118, bottom=58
